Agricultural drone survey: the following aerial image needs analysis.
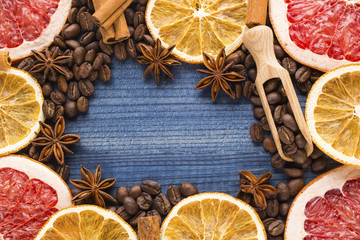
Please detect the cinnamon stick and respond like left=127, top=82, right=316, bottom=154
left=246, top=0, right=268, bottom=28
left=0, top=51, right=11, bottom=70
left=138, top=216, right=160, bottom=240
left=93, top=0, right=116, bottom=44
left=93, top=0, right=133, bottom=30
left=114, top=14, right=130, bottom=42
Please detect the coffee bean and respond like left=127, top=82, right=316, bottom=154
left=231, top=64, right=246, bottom=76
left=273, top=105, right=286, bottom=124
left=50, top=90, right=66, bottom=105
left=74, top=47, right=86, bottom=65
left=63, top=49, right=74, bottom=67
left=266, top=199, right=279, bottom=218
left=134, top=24, right=146, bottom=41
left=278, top=126, right=294, bottom=145
left=92, top=54, right=103, bottom=71
left=299, top=157, right=312, bottom=169
left=125, top=8, right=134, bottom=26
left=141, top=180, right=161, bottom=195
left=65, top=100, right=77, bottom=118
left=311, top=156, right=327, bottom=173
left=71, top=0, right=79, bottom=7
left=79, top=0, right=86, bottom=6
left=250, top=123, right=264, bottom=143
left=54, top=105, right=65, bottom=120
left=295, top=66, right=311, bottom=83
left=63, top=24, right=81, bottom=40
left=84, top=49, right=96, bottom=63
left=237, top=191, right=251, bottom=204
left=250, top=96, right=262, bottom=107
left=42, top=83, right=53, bottom=97
left=268, top=219, right=285, bottom=236
left=284, top=167, right=303, bottom=178
left=85, top=41, right=100, bottom=52
left=290, top=149, right=307, bottom=164
left=279, top=203, right=290, bottom=217
left=133, top=11, right=145, bottom=28
left=98, top=53, right=111, bottom=65
left=263, top=137, right=277, bottom=154
left=56, top=75, right=68, bottom=94
left=310, top=70, right=322, bottom=83
left=68, top=82, right=80, bottom=101
left=18, top=57, right=35, bottom=71
left=99, top=65, right=111, bottom=82
left=154, top=193, right=171, bottom=215
left=116, top=206, right=132, bottom=221
left=114, top=42, right=127, bottom=61
left=61, top=23, right=70, bottom=38
left=43, top=100, right=56, bottom=119
left=288, top=177, right=305, bottom=197
left=68, top=8, right=78, bottom=24
left=76, top=96, right=89, bottom=113
left=66, top=40, right=81, bottom=49
left=167, top=185, right=181, bottom=205
left=179, top=182, right=198, bottom=197
left=99, top=39, right=114, bottom=55
left=263, top=218, right=277, bottom=230
left=80, top=12, right=94, bottom=31
left=137, top=192, right=153, bottom=210
left=295, top=134, right=306, bottom=149
left=282, top=57, right=297, bottom=75
left=253, top=107, right=265, bottom=120
left=267, top=92, right=282, bottom=105
left=264, top=79, right=279, bottom=93
left=136, top=4, right=146, bottom=12
left=76, top=6, right=88, bottom=23
left=78, top=62, right=92, bottom=79
left=80, top=31, right=96, bottom=46
left=123, top=196, right=139, bottom=215
left=256, top=208, right=267, bottom=220
left=310, top=147, right=324, bottom=159
left=78, top=80, right=94, bottom=96
left=129, top=211, right=146, bottom=228
left=282, top=114, right=298, bottom=132
left=88, top=70, right=98, bottom=82
left=107, top=206, right=117, bottom=212
left=116, top=186, right=128, bottom=204
left=56, top=164, right=69, bottom=181
left=248, top=68, right=257, bottom=81
left=276, top=182, right=290, bottom=202
left=271, top=153, right=285, bottom=169
left=282, top=143, right=297, bottom=156
left=245, top=54, right=255, bottom=69
left=129, top=185, right=142, bottom=199
left=261, top=116, right=270, bottom=131
left=274, top=44, right=285, bottom=59
left=243, top=81, right=253, bottom=98
left=126, top=38, right=137, bottom=59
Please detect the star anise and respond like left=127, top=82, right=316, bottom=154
left=70, top=165, right=116, bottom=208
left=195, top=48, right=245, bottom=101
left=239, top=171, right=278, bottom=210
left=31, top=116, right=80, bottom=165
left=30, top=47, right=71, bottom=80
left=137, top=39, right=181, bottom=84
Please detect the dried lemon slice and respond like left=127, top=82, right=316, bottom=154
left=161, top=193, right=266, bottom=240
left=35, top=205, right=137, bottom=240
left=306, top=64, right=360, bottom=167
left=146, top=0, right=248, bottom=63
left=0, top=53, right=43, bottom=155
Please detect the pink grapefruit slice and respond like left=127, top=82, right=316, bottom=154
left=0, top=0, right=72, bottom=61
left=285, top=165, right=360, bottom=239
left=0, top=155, right=72, bottom=240
left=269, top=0, right=360, bottom=72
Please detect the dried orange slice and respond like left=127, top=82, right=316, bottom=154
left=306, top=64, right=360, bottom=167
left=145, top=0, right=247, bottom=64
left=160, top=193, right=266, bottom=240
left=35, top=205, right=137, bottom=240
left=0, top=53, right=44, bottom=155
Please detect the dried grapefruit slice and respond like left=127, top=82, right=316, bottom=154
left=306, top=65, right=360, bottom=167
left=145, top=0, right=248, bottom=63
left=0, top=0, right=71, bottom=61
left=160, top=193, right=266, bottom=240
left=285, top=165, right=360, bottom=239
left=269, top=0, right=360, bottom=72
left=0, top=155, right=72, bottom=240
left=35, top=205, right=137, bottom=240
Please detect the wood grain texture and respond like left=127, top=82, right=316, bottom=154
left=138, top=216, right=160, bottom=240
left=65, top=58, right=338, bottom=200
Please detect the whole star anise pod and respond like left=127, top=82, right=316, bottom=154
left=70, top=165, right=116, bottom=208
left=31, top=116, right=80, bottom=165
left=195, top=48, right=245, bottom=101
left=137, top=39, right=181, bottom=84
left=30, top=47, right=71, bottom=80
left=239, top=171, right=278, bottom=210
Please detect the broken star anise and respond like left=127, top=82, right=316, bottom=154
left=137, top=39, right=181, bottom=84
left=31, top=116, right=80, bottom=165
left=239, top=171, right=278, bottom=210
left=195, top=48, right=245, bottom=101
left=30, top=47, right=71, bottom=81
left=70, top=165, right=116, bottom=208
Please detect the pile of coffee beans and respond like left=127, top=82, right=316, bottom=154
left=73, top=180, right=198, bottom=229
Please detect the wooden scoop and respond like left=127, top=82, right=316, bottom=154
left=243, top=0, right=313, bottom=161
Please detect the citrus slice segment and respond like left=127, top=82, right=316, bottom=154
left=0, top=155, right=72, bottom=240
left=146, top=0, right=247, bottom=63
left=269, top=0, right=360, bottom=72
left=0, top=0, right=72, bottom=61
left=0, top=66, right=44, bottom=155
left=35, top=205, right=137, bottom=240
left=306, top=65, right=360, bottom=167
left=160, top=193, right=266, bottom=240
left=285, top=165, right=360, bottom=239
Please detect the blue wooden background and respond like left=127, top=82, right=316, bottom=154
left=65, top=57, right=337, bottom=200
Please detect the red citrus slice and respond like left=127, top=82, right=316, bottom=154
left=0, top=155, right=72, bottom=240
left=285, top=165, right=360, bottom=239
left=0, top=0, right=71, bottom=61
left=269, top=0, right=360, bottom=72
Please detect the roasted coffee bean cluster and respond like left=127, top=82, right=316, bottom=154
left=17, top=0, right=112, bottom=121
left=73, top=180, right=198, bottom=228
